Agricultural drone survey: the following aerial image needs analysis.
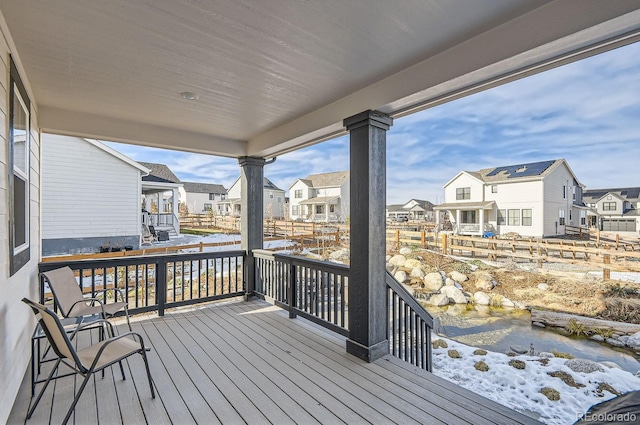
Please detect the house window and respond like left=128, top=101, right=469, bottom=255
left=507, top=209, right=520, bottom=226
left=277, top=196, right=282, bottom=203
left=563, top=185, right=566, bottom=199
left=8, top=57, right=31, bottom=276
left=269, top=191, right=274, bottom=199
left=522, top=209, right=532, bottom=226
left=292, top=205, right=300, bottom=215
left=572, top=187, right=576, bottom=201
left=204, top=203, right=212, bottom=211
left=209, top=193, right=216, bottom=200
left=569, top=210, right=572, bottom=221
left=580, top=210, right=586, bottom=226
left=559, top=209, right=565, bottom=225
left=329, top=205, right=335, bottom=213
left=603, top=202, right=616, bottom=211
left=315, top=205, right=325, bottom=214
left=491, top=185, right=497, bottom=193
left=456, top=187, right=471, bottom=200
left=497, top=209, right=506, bottom=225
left=294, top=189, right=303, bottom=198
left=220, top=194, right=226, bottom=200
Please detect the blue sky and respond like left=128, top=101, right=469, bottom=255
left=107, top=42, right=640, bottom=204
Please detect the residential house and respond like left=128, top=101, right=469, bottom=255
left=220, top=177, right=286, bottom=219
left=386, top=199, right=435, bottom=222
left=139, top=162, right=182, bottom=236
left=1, top=2, right=637, bottom=423
left=180, top=182, right=227, bottom=215
left=583, top=187, right=640, bottom=233
left=289, top=171, right=350, bottom=222
left=435, top=159, right=586, bottom=237
left=41, top=135, right=149, bottom=255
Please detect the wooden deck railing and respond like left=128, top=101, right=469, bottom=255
left=39, top=250, right=245, bottom=316
left=252, top=250, right=434, bottom=370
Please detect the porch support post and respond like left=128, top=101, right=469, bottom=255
left=479, top=208, right=484, bottom=235
left=344, top=110, right=392, bottom=363
left=456, top=210, right=461, bottom=233
left=172, top=188, right=180, bottom=232
left=239, top=156, right=265, bottom=300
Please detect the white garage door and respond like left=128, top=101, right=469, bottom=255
left=602, top=219, right=637, bottom=232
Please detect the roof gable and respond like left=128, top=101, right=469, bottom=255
left=584, top=187, right=640, bottom=202
left=182, top=181, right=226, bottom=194
left=139, top=162, right=181, bottom=183
left=304, top=171, right=349, bottom=188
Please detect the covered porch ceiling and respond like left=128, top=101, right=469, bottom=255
left=2, top=1, right=640, bottom=158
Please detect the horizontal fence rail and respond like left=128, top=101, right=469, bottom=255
left=253, top=250, right=349, bottom=337
left=386, top=272, right=434, bottom=371
left=39, top=250, right=245, bottom=316
left=253, top=250, right=434, bottom=370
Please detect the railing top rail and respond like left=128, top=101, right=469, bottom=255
left=39, top=249, right=246, bottom=272
left=386, top=271, right=434, bottom=328
left=253, top=249, right=349, bottom=274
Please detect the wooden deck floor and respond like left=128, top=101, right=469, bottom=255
left=9, top=299, right=539, bottom=424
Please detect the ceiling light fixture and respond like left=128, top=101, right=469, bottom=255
left=180, top=91, right=199, bottom=100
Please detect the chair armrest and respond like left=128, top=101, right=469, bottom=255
left=88, top=331, right=148, bottom=370
left=68, top=298, right=107, bottom=318
left=68, top=318, right=113, bottom=340
left=92, top=287, right=127, bottom=303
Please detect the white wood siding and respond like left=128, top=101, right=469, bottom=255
left=543, top=163, right=578, bottom=236
left=184, top=192, right=223, bottom=214
left=227, top=178, right=241, bottom=199
left=42, top=134, right=142, bottom=240
left=444, top=173, right=483, bottom=202
left=289, top=180, right=310, bottom=219
left=0, top=26, right=42, bottom=424
left=595, top=194, right=625, bottom=215
left=488, top=180, right=544, bottom=237
left=339, top=181, right=350, bottom=220
left=264, top=189, right=285, bottom=219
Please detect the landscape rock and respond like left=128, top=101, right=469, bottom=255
left=564, top=359, right=604, bottom=374
left=606, top=338, right=625, bottom=348
left=475, top=276, right=494, bottom=292
left=429, top=293, right=450, bottom=306
left=445, top=277, right=457, bottom=286
left=393, top=270, right=408, bottom=283
left=423, top=273, right=444, bottom=291
left=389, top=255, right=406, bottom=267
left=509, top=360, right=526, bottom=369
left=385, top=262, right=395, bottom=272
left=399, top=247, right=412, bottom=255
left=510, top=345, right=529, bottom=355
left=540, top=387, right=560, bottom=401
left=600, top=361, right=621, bottom=370
left=385, top=255, right=391, bottom=262
left=447, top=349, right=461, bottom=359
left=473, top=349, right=488, bottom=356
left=538, top=352, right=554, bottom=358
left=626, top=331, right=640, bottom=349
left=547, top=371, right=585, bottom=388
left=432, top=339, right=448, bottom=349
left=449, top=271, right=468, bottom=283
left=440, top=286, right=468, bottom=304
left=329, top=248, right=349, bottom=261
left=410, top=268, right=425, bottom=279
left=501, top=298, right=515, bottom=308
left=590, top=334, right=605, bottom=342
left=618, top=335, right=629, bottom=345
left=474, top=361, right=489, bottom=372
left=538, top=283, right=550, bottom=291
left=404, top=258, right=422, bottom=269
left=532, top=322, right=546, bottom=328
left=473, top=291, right=490, bottom=306
left=513, top=301, right=528, bottom=310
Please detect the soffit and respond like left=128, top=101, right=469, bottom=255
left=2, top=1, right=640, bottom=158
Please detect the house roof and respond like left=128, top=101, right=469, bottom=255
left=263, top=177, right=283, bottom=191
left=299, top=196, right=340, bottom=205
left=476, top=159, right=560, bottom=182
left=300, top=171, right=350, bottom=188
left=139, top=162, right=181, bottom=184
left=583, top=187, right=640, bottom=203
left=434, top=201, right=495, bottom=210
left=403, top=199, right=435, bottom=211
left=386, top=204, right=405, bottom=212
left=182, top=182, right=226, bottom=194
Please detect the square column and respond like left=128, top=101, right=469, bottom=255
left=344, top=110, right=393, bottom=363
left=239, top=156, right=265, bottom=299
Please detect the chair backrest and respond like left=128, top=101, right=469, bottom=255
left=22, top=298, right=83, bottom=369
left=41, top=267, right=84, bottom=318
left=148, top=225, right=157, bottom=236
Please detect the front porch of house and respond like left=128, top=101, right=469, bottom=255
left=434, top=202, right=496, bottom=236
left=9, top=298, right=537, bottom=425
left=298, top=197, right=343, bottom=223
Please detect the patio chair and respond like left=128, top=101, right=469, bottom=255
left=22, top=298, right=155, bottom=425
left=141, top=223, right=155, bottom=246
left=41, top=266, right=132, bottom=331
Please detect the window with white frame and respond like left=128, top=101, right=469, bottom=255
left=315, top=205, right=325, bottom=214
left=559, top=209, right=565, bottom=225
left=456, top=187, right=471, bottom=200
left=209, top=193, right=216, bottom=200
left=277, top=196, right=282, bottom=203
left=269, top=191, right=274, bottom=199
left=522, top=209, right=532, bottom=226
left=497, top=209, right=506, bottom=225
left=294, top=189, right=302, bottom=198
left=204, top=203, right=212, bottom=211
left=580, top=210, right=586, bottom=225
left=292, top=205, right=300, bottom=215
left=602, top=202, right=616, bottom=211
left=563, top=185, right=566, bottom=199
left=507, top=209, right=520, bottom=226
left=491, top=185, right=497, bottom=193
left=8, top=57, right=31, bottom=275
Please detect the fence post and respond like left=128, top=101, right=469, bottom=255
left=157, top=257, right=167, bottom=316
left=603, top=245, right=611, bottom=280
left=441, top=233, right=447, bottom=254
left=616, top=234, right=619, bottom=250
left=395, top=229, right=400, bottom=247
left=421, top=230, right=426, bottom=248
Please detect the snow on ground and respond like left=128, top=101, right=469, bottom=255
left=587, top=271, right=640, bottom=284
left=432, top=335, right=640, bottom=424
left=161, top=233, right=295, bottom=251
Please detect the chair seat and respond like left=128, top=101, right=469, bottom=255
left=76, top=337, right=141, bottom=370
left=69, top=301, right=128, bottom=318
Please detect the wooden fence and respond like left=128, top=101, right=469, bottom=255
left=386, top=229, right=640, bottom=278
